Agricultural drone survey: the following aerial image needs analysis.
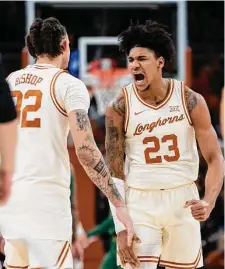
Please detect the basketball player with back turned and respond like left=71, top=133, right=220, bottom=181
left=106, top=21, right=224, bottom=269
left=0, top=17, right=135, bottom=269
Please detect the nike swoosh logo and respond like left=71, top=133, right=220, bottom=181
left=134, top=110, right=149, bottom=115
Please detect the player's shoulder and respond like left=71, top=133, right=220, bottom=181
left=56, top=71, right=87, bottom=88
left=175, top=80, right=205, bottom=116
left=173, top=79, right=201, bottom=98
left=106, top=88, right=126, bottom=118
left=6, top=68, right=26, bottom=83
left=123, top=81, right=133, bottom=91
left=182, top=83, right=202, bottom=102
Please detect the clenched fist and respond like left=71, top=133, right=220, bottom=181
left=184, top=199, right=213, bottom=221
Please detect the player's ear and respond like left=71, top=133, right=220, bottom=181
left=60, top=38, right=67, bottom=52
left=157, top=57, right=165, bottom=69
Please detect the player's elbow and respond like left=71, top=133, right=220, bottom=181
left=206, top=149, right=224, bottom=167
left=76, top=146, right=100, bottom=169
left=76, top=150, right=91, bottom=165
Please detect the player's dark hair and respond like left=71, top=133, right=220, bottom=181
left=26, top=17, right=67, bottom=59
left=118, top=20, right=175, bottom=63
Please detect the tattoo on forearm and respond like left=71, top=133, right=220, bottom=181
left=85, top=133, right=96, bottom=145
left=75, top=110, right=90, bottom=131
left=74, top=106, right=124, bottom=204
left=76, top=144, right=97, bottom=167
left=78, top=154, right=123, bottom=203
left=90, top=173, right=123, bottom=203
left=185, top=87, right=198, bottom=114
left=94, top=158, right=108, bottom=177
left=108, top=177, right=123, bottom=200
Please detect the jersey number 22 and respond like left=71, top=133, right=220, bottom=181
left=12, top=90, right=42, bottom=128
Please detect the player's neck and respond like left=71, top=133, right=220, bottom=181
left=139, top=77, right=169, bottom=103
left=36, top=56, right=62, bottom=68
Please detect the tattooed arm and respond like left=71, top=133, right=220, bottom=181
left=105, top=93, right=140, bottom=265
left=185, top=86, right=224, bottom=209
left=105, top=91, right=126, bottom=180
left=68, top=109, right=124, bottom=207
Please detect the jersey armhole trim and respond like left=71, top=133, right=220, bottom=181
left=50, top=70, right=68, bottom=117
left=123, top=87, right=130, bottom=133
left=181, top=81, right=192, bottom=125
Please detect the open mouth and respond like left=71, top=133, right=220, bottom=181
left=134, top=73, right=145, bottom=83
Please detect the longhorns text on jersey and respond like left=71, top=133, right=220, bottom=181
left=123, top=79, right=199, bottom=190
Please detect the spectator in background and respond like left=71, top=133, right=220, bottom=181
left=0, top=55, right=17, bottom=206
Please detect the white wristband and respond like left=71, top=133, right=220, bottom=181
left=108, top=177, right=127, bottom=234
left=76, top=221, right=85, bottom=236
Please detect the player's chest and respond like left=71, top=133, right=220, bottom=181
left=127, top=106, right=187, bottom=138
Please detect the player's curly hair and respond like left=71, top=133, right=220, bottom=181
left=118, top=20, right=176, bottom=63
left=26, top=17, right=67, bottom=59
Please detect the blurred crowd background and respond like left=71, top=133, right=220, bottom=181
left=0, top=1, right=224, bottom=269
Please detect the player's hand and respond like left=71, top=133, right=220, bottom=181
left=116, top=206, right=135, bottom=246
left=0, top=170, right=12, bottom=206
left=72, top=241, right=84, bottom=261
left=117, top=229, right=141, bottom=268
left=184, top=199, right=213, bottom=221
left=76, top=233, right=89, bottom=249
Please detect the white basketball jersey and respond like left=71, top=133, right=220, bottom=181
left=123, top=79, right=199, bottom=190
left=0, top=64, right=75, bottom=240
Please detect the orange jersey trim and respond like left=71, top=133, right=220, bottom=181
left=181, top=81, right=192, bottom=125
left=123, top=87, right=130, bottom=133
left=33, top=64, right=56, bottom=70
left=50, top=70, right=68, bottom=117
left=133, top=79, right=174, bottom=110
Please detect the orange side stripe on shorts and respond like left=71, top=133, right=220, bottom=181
left=138, top=256, right=159, bottom=263
left=56, top=241, right=68, bottom=265
left=6, top=265, right=28, bottom=269
left=139, top=260, right=158, bottom=263
left=138, top=256, right=159, bottom=259
left=59, top=245, right=70, bottom=269
left=160, top=248, right=201, bottom=268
